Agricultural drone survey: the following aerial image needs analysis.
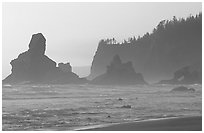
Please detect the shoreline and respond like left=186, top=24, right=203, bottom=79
left=77, top=116, right=202, bottom=131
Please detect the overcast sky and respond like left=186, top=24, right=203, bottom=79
left=2, top=2, right=201, bottom=78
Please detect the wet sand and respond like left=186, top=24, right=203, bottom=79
left=80, top=116, right=202, bottom=131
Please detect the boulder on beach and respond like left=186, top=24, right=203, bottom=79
left=120, top=105, right=132, bottom=108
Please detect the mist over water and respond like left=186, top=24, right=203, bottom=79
left=3, top=84, right=201, bottom=130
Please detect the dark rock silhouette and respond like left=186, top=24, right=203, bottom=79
left=120, top=105, right=131, bottom=108
left=89, top=13, right=202, bottom=83
left=158, top=64, right=201, bottom=84
left=28, top=33, right=46, bottom=55
left=91, top=55, right=146, bottom=85
left=107, top=115, right=111, bottom=118
left=170, top=86, right=195, bottom=92
left=58, top=62, right=72, bottom=72
left=189, top=88, right=196, bottom=92
left=118, top=98, right=123, bottom=101
left=3, top=33, right=87, bottom=84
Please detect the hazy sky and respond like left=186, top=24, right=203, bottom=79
left=2, top=2, right=202, bottom=78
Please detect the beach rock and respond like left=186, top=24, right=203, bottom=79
left=118, top=98, right=123, bottom=101
left=121, top=105, right=131, bottom=108
left=3, top=33, right=87, bottom=84
left=171, top=86, right=188, bottom=91
left=91, top=55, right=147, bottom=85
left=189, top=88, right=196, bottom=92
left=170, top=86, right=195, bottom=92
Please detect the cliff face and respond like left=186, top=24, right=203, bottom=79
left=3, top=33, right=87, bottom=84
left=91, top=55, right=146, bottom=85
left=89, top=13, right=202, bottom=83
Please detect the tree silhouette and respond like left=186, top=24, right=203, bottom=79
left=98, top=13, right=201, bottom=47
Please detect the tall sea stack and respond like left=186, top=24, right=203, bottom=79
left=3, top=33, right=87, bottom=84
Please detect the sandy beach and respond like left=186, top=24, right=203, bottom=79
left=80, top=116, right=202, bottom=131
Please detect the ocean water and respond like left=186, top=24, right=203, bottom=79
left=2, top=84, right=202, bottom=131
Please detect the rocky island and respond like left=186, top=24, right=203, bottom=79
left=158, top=64, right=201, bottom=84
left=3, top=33, right=87, bottom=84
left=91, top=55, right=147, bottom=85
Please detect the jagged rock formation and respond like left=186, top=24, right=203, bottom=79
left=91, top=55, right=146, bottom=85
left=3, top=33, right=87, bottom=84
left=158, top=63, right=202, bottom=84
left=58, top=62, right=72, bottom=72
left=89, top=13, right=202, bottom=83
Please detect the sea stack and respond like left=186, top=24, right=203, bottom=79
left=91, top=55, right=147, bottom=85
left=158, top=64, right=201, bottom=84
left=3, top=33, right=87, bottom=84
